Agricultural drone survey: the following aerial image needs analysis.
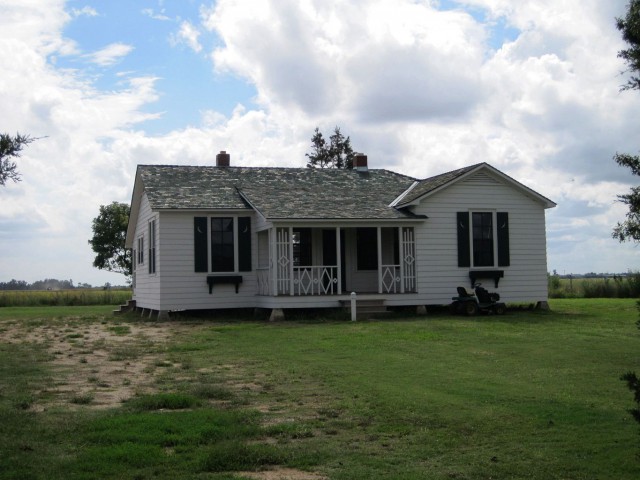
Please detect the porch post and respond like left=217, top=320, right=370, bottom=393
left=398, top=227, right=405, bottom=293
left=289, top=227, right=294, bottom=296
left=336, top=227, right=342, bottom=294
left=377, top=226, right=383, bottom=294
left=271, top=228, right=278, bottom=296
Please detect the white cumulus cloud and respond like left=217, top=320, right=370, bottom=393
left=171, top=20, right=202, bottom=53
left=86, top=42, right=134, bottom=66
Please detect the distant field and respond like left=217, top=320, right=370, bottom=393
left=0, top=299, right=638, bottom=479
left=549, top=275, right=640, bottom=298
left=0, top=288, right=131, bottom=307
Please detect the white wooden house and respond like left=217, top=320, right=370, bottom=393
left=124, top=152, right=556, bottom=318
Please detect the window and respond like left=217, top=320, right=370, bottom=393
left=211, top=217, right=235, bottom=272
left=137, top=236, right=144, bottom=265
left=356, top=227, right=378, bottom=270
left=194, top=216, right=252, bottom=273
left=148, top=219, right=156, bottom=274
left=472, top=212, right=493, bottom=267
left=457, top=211, right=510, bottom=268
left=292, top=228, right=312, bottom=266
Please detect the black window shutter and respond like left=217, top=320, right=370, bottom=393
left=457, top=212, right=470, bottom=267
left=497, top=212, right=510, bottom=267
left=194, top=217, right=208, bottom=272
left=238, top=217, right=252, bottom=272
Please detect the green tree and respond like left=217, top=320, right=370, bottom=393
left=306, top=126, right=355, bottom=169
left=614, top=0, right=640, bottom=426
left=0, top=133, right=34, bottom=186
left=88, top=202, right=132, bottom=277
left=617, top=0, right=640, bottom=92
left=613, top=1, right=640, bottom=243
left=613, top=153, right=640, bottom=242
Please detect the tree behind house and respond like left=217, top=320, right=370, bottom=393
left=306, top=126, right=355, bottom=169
left=88, top=202, right=132, bottom=278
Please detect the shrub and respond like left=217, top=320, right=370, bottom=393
left=126, top=393, right=201, bottom=411
left=200, top=440, right=287, bottom=472
left=549, top=272, right=640, bottom=299
left=70, top=393, right=95, bottom=405
left=191, top=384, right=235, bottom=401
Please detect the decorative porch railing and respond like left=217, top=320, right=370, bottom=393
left=256, top=267, right=271, bottom=296
left=256, top=225, right=417, bottom=296
left=256, top=266, right=339, bottom=296
left=293, top=266, right=338, bottom=295
left=381, top=265, right=401, bottom=293
left=380, top=264, right=416, bottom=293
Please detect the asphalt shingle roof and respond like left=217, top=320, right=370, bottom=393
left=139, top=165, right=421, bottom=220
left=396, top=163, right=483, bottom=206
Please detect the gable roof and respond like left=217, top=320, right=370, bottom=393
left=395, top=162, right=557, bottom=209
left=137, top=165, right=421, bottom=220
left=126, top=162, right=556, bottom=248
left=395, top=163, right=482, bottom=205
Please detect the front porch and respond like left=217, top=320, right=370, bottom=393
left=255, top=226, right=417, bottom=296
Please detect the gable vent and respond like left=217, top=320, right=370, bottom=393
left=463, top=172, right=499, bottom=186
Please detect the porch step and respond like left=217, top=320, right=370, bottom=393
left=341, top=299, right=388, bottom=319
left=112, top=299, right=136, bottom=316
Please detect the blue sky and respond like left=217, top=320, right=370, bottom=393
left=58, top=1, right=258, bottom=134
left=57, top=0, right=521, bottom=135
left=0, top=0, right=639, bottom=286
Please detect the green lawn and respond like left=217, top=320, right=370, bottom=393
left=0, top=299, right=639, bottom=479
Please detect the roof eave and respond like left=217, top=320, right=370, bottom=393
left=266, top=215, right=427, bottom=223
left=235, top=187, right=267, bottom=223
left=389, top=181, right=419, bottom=207
left=125, top=167, right=144, bottom=249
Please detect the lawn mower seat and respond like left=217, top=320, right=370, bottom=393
left=457, top=286, right=473, bottom=297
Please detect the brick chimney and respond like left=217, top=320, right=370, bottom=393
left=353, top=153, right=368, bottom=172
left=216, top=150, right=230, bottom=167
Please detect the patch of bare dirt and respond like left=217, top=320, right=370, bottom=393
left=0, top=320, right=189, bottom=410
left=239, top=468, right=328, bottom=480
left=0, top=317, right=333, bottom=479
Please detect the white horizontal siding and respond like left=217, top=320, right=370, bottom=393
left=134, top=168, right=552, bottom=311
left=157, top=211, right=260, bottom=310
left=412, top=172, right=551, bottom=304
left=132, top=193, right=161, bottom=309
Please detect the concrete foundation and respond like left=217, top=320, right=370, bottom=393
left=269, top=308, right=285, bottom=322
left=534, top=301, right=550, bottom=311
